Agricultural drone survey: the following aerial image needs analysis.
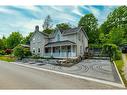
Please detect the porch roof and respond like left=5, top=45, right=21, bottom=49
left=45, top=40, right=76, bottom=47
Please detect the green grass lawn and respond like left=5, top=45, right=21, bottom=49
left=115, top=60, right=127, bottom=87
left=0, top=55, right=16, bottom=62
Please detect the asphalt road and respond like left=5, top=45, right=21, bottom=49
left=0, top=60, right=119, bottom=89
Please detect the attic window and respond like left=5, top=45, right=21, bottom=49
left=33, top=38, right=35, bottom=42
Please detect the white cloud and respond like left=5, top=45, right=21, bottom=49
left=0, top=7, right=17, bottom=14
left=0, top=6, right=117, bottom=38
left=72, top=6, right=84, bottom=16
left=50, top=6, right=64, bottom=12
left=80, top=6, right=90, bottom=12
left=23, top=19, right=44, bottom=32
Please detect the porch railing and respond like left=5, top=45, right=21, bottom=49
left=44, top=52, right=76, bottom=58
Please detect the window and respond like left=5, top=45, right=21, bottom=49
left=38, top=48, right=40, bottom=52
left=67, top=46, right=71, bottom=52
left=57, top=34, right=60, bottom=41
left=80, top=46, right=82, bottom=54
left=37, top=37, right=40, bottom=42
left=82, top=35, right=83, bottom=43
left=53, top=47, right=55, bottom=53
left=45, top=48, right=49, bottom=53
left=33, top=38, right=35, bottom=41
left=78, top=33, right=80, bottom=41
left=33, top=38, right=35, bottom=43
left=33, top=48, right=35, bottom=53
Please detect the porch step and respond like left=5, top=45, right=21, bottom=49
left=89, top=57, right=110, bottom=60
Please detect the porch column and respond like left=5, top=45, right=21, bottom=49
left=71, top=45, right=73, bottom=57
left=60, top=46, right=61, bottom=57
left=51, top=47, right=53, bottom=56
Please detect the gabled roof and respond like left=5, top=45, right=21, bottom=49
left=29, top=30, right=49, bottom=41
left=49, top=27, right=89, bottom=40
left=30, top=26, right=89, bottom=41
left=62, top=27, right=80, bottom=35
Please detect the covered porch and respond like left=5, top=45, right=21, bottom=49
left=44, top=40, right=77, bottom=58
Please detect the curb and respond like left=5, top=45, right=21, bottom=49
left=11, top=62, right=125, bottom=88
left=113, top=61, right=126, bottom=88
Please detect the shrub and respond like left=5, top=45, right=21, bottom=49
left=101, top=44, right=122, bottom=60
left=89, top=44, right=102, bottom=49
left=113, top=50, right=122, bottom=60
left=13, top=45, right=24, bottom=59
left=13, top=44, right=32, bottom=60
left=23, top=48, right=32, bottom=57
left=0, top=50, right=5, bottom=55
left=4, top=49, right=13, bottom=54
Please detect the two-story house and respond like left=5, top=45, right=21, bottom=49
left=30, top=25, right=88, bottom=58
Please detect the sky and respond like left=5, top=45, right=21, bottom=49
left=0, top=5, right=118, bottom=38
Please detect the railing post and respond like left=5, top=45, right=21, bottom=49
left=71, top=45, right=73, bottom=57
left=51, top=47, right=53, bottom=57
left=60, top=46, right=61, bottom=57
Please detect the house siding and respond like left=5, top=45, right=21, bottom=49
left=30, top=32, right=46, bottom=57
left=76, top=29, right=88, bottom=56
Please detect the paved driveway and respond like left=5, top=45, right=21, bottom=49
left=18, top=59, right=122, bottom=85
left=0, top=60, right=120, bottom=89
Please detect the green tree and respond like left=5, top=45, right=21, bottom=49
left=100, top=6, right=127, bottom=34
left=2, top=36, right=7, bottom=49
left=0, top=36, right=6, bottom=50
left=108, top=27, right=124, bottom=46
left=99, top=32, right=109, bottom=44
left=0, top=39, right=4, bottom=50
left=56, top=23, right=71, bottom=30
left=99, top=6, right=127, bottom=47
left=21, top=32, right=33, bottom=45
left=107, top=6, right=127, bottom=28
left=43, top=28, right=54, bottom=34
left=78, top=14, right=99, bottom=44
left=101, top=44, right=121, bottom=60
left=6, top=32, right=23, bottom=49
left=13, top=45, right=24, bottom=59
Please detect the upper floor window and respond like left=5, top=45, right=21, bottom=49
left=33, top=38, right=35, bottom=42
left=37, top=37, right=41, bottom=42
left=78, top=33, right=81, bottom=41
left=82, top=35, right=83, bottom=43
left=57, top=34, right=60, bottom=41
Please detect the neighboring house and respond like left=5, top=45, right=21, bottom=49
left=30, top=25, right=88, bottom=58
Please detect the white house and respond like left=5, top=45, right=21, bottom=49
left=30, top=25, right=88, bottom=58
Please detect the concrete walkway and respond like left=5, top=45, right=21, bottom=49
left=122, top=54, right=127, bottom=80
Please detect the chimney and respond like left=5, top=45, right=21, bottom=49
left=35, top=25, right=39, bottom=32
